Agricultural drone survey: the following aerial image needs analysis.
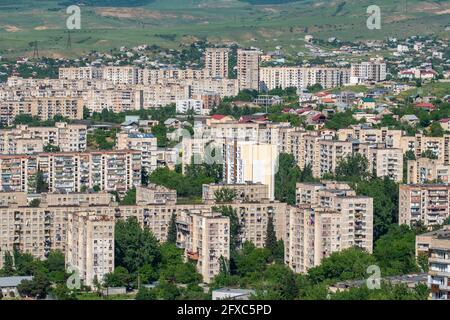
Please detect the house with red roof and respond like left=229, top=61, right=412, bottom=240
left=415, top=102, right=435, bottom=111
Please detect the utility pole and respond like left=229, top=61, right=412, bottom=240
left=67, top=30, right=72, bottom=49
left=32, top=41, right=39, bottom=59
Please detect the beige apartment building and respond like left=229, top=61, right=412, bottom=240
left=350, top=58, right=387, bottom=83
left=202, top=182, right=269, bottom=204
left=58, top=67, right=102, bottom=80
left=259, top=66, right=351, bottom=90
left=0, top=122, right=87, bottom=154
left=237, top=49, right=260, bottom=91
left=204, top=48, right=229, bottom=79
left=29, top=97, right=84, bottom=121
left=358, top=143, right=403, bottom=182
left=337, top=126, right=403, bottom=149
left=0, top=150, right=141, bottom=194
left=407, top=157, right=450, bottom=184
left=101, top=66, right=139, bottom=85
left=66, top=211, right=115, bottom=287
left=416, top=226, right=450, bottom=300
left=285, top=182, right=374, bottom=273
left=0, top=183, right=289, bottom=284
left=177, top=210, right=230, bottom=283
left=399, top=184, right=450, bottom=227
left=401, top=134, right=450, bottom=165
left=292, top=133, right=352, bottom=178
left=116, top=132, right=158, bottom=174
left=223, top=139, right=278, bottom=201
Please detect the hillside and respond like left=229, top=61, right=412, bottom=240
left=0, top=0, right=448, bottom=57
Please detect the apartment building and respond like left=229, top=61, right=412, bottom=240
left=116, top=132, right=158, bottom=174
left=101, top=66, right=139, bottom=85
left=358, top=143, right=403, bottom=182
left=0, top=183, right=289, bottom=283
left=285, top=182, right=374, bottom=273
left=237, top=49, right=260, bottom=91
left=0, top=151, right=141, bottom=194
left=350, top=58, right=387, bottom=83
left=407, top=157, right=450, bottom=184
left=176, top=99, right=205, bottom=115
left=58, top=67, right=102, bottom=80
left=337, top=126, right=403, bottom=149
left=223, top=139, right=278, bottom=201
left=202, top=182, right=269, bottom=204
left=177, top=210, right=230, bottom=283
left=0, top=100, right=33, bottom=126
left=135, top=185, right=177, bottom=205
left=0, top=155, right=37, bottom=193
left=259, top=67, right=351, bottom=90
left=399, top=184, right=450, bottom=227
left=292, top=134, right=352, bottom=178
left=0, top=122, right=87, bottom=154
left=66, top=211, right=115, bottom=287
left=416, top=226, right=450, bottom=300
left=188, top=78, right=239, bottom=98
left=401, top=134, right=450, bottom=165
left=83, top=88, right=142, bottom=113
left=204, top=48, right=229, bottom=79
left=30, top=97, right=84, bottom=121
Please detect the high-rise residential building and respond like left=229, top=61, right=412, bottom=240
left=350, top=58, right=387, bottom=83
left=101, top=66, right=139, bottom=85
left=58, top=67, right=102, bottom=80
left=0, top=122, right=87, bottom=154
left=416, top=226, right=450, bottom=300
left=237, top=49, right=260, bottom=91
left=337, top=125, right=403, bottom=149
left=66, top=211, right=115, bottom=287
left=407, top=157, right=450, bottom=184
left=223, top=139, right=278, bottom=200
left=285, top=182, right=374, bottom=273
left=259, top=67, right=351, bottom=90
left=401, top=134, right=450, bottom=165
left=358, top=143, right=403, bottom=182
left=30, top=98, right=84, bottom=121
left=0, top=151, right=141, bottom=194
left=175, top=99, right=205, bottom=115
left=399, top=184, right=450, bottom=227
left=204, top=48, right=229, bottom=79
left=177, top=210, right=230, bottom=283
left=202, top=182, right=269, bottom=204
left=116, top=132, right=158, bottom=174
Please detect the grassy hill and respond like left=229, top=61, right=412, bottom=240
left=0, top=0, right=448, bottom=57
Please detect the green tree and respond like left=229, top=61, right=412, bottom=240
left=353, top=177, right=399, bottom=241
left=36, top=170, right=48, bottom=193
left=274, top=153, right=301, bottom=205
left=1, top=251, right=15, bottom=276
left=421, top=149, right=438, bottom=159
left=43, top=144, right=60, bottom=152
left=166, top=213, right=177, bottom=244
left=120, top=188, right=136, bottom=205
left=265, top=216, right=277, bottom=258
left=373, top=225, right=419, bottom=276
left=114, top=217, right=161, bottom=274
left=335, top=154, right=369, bottom=181
left=135, top=287, right=157, bottom=300
left=17, top=271, right=51, bottom=299
left=307, top=247, right=376, bottom=284
left=104, top=266, right=131, bottom=288
left=214, top=188, right=237, bottom=203
left=29, top=199, right=41, bottom=208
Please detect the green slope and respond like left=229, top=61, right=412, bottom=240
left=0, top=0, right=448, bottom=57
